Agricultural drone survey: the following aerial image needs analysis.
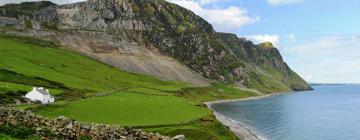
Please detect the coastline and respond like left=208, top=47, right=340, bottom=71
left=205, top=92, right=290, bottom=140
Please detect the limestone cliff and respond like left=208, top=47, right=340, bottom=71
left=0, top=0, right=312, bottom=92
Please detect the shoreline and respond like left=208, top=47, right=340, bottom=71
left=205, top=92, right=291, bottom=140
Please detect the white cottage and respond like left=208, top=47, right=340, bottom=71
left=25, top=87, right=55, bottom=104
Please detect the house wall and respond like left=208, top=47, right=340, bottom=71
left=25, top=90, right=54, bottom=104
left=25, top=91, right=44, bottom=102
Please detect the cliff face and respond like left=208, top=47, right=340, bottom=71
left=0, top=0, right=312, bottom=92
left=216, top=33, right=311, bottom=91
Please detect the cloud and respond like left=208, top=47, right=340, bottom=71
left=284, top=34, right=360, bottom=83
left=266, top=0, right=304, bottom=6
left=167, top=0, right=260, bottom=32
left=288, top=34, right=296, bottom=43
left=199, top=0, right=218, bottom=5
left=287, top=35, right=360, bottom=55
left=248, top=34, right=280, bottom=46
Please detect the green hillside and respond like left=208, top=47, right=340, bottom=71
left=0, top=34, right=186, bottom=93
left=0, top=34, right=257, bottom=139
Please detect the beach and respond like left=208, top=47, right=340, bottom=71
left=205, top=92, right=287, bottom=140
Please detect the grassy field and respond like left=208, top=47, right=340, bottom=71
left=37, top=92, right=209, bottom=126
left=0, top=34, right=258, bottom=139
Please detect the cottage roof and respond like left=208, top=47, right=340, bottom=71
left=33, top=87, right=51, bottom=96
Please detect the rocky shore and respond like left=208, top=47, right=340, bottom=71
left=211, top=112, right=261, bottom=140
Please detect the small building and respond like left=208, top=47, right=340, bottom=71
left=25, top=87, right=55, bottom=104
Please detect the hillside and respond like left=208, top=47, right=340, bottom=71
left=0, top=34, right=262, bottom=139
left=0, top=0, right=312, bottom=93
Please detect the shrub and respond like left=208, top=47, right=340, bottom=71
left=0, top=90, right=28, bottom=105
left=41, top=22, right=58, bottom=31
left=144, top=3, right=154, bottom=17
left=0, top=123, right=35, bottom=139
left=176, top=25, right=186, bottom=33
left=165, top=13, right=175, bottom=25
left=132, top=3, right=140, bottom=14
left=78, top=135, right=92, bottom=140
left=24, top=19, right=32, bottom=29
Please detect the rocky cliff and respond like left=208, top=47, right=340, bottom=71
left=0, top=0, right=312, bottom=92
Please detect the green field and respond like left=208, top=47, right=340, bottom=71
left=37, top=92, right=208, bottom=126
left=0, top=34, right=257, bottom=139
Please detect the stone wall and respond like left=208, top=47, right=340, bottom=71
left=0, top=108, right=185, bottom=140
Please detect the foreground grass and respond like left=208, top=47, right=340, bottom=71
left=147, top=120, right=239, bottom=140
left=0, top=34, right=258, bottom=139
left=0, top=133, right=16, bottom=140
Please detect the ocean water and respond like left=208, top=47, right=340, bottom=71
left=211, top=85, right=360, bottom=140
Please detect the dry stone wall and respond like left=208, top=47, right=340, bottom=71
left=0, top=108, right=185, bottom=140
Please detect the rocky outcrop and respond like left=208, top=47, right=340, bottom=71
left=0, top=108, right=184, bottom=140
left=0, top=17, right=18, bottom=25
left=0, top=1, right=210, bottom=87
left=0, top=0, right=311, bottom=92
left=216, top=33, right=312, bottom=91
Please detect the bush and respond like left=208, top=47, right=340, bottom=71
left=0, top=123, right=35, bottom=139
left=176, top=25, right=186, bottom=33
left=24, top=19, right=32, bottom=29
left=164, top=13, right=175, bottom=25
left=144, top=3, right=154, bottom=17
left=132, top=3, right=140, bottom=14
left=0, top=90, right=28, bottom=105
left=174, top=20, right=197, bottom=34
left=41, top=22, right=58, bottom=30
left=78, top=135, right=92, bottom=140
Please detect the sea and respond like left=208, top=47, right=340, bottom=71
left=211, top=84, right=360, bottom=140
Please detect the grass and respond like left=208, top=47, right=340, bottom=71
left=0, top=34, right=258, bottom=139
left=0, top=133, right=17, bottom=140
left=147, top=120, right=239, bottom=140
left=0, top=122, right=41, bottom=140
left=0, top=34, right=187, bottom=94
left=0, top=69, right=68, bottom=90
left=178, top=83, right=256, bottom=105
left=0, top=134, right=39, bottom=140
left=0, top=81, right=62, bottom=96
left=36, top=92, right=209, bottom=126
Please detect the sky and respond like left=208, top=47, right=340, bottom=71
left=1, top=0, right=360, bottom=83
